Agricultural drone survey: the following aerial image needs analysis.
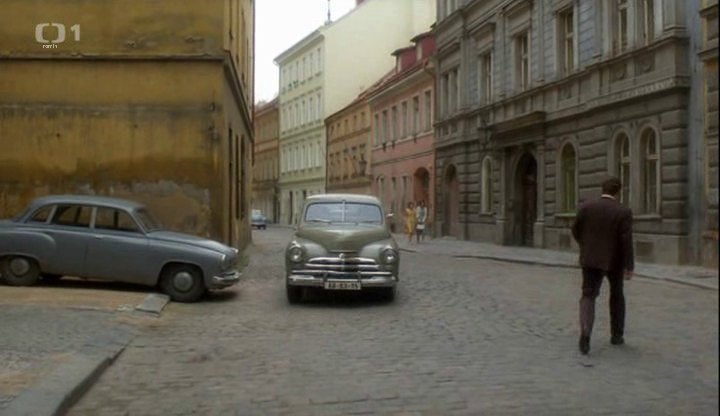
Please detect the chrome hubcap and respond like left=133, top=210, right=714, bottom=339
left=9, top=258, right=30, bottom=276
left=173, top=271, right=195, bottom=292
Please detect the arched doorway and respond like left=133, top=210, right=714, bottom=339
left=413, top=167, right=430, bottom=204
left=442, top=164, right=459, bottom=237
left=513, top=153, right=537, bottom=246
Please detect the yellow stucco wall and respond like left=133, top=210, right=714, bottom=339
left=0, top=0, right=255, bottom=250
left=0, top=60, right=226, bottom=240
left=0, top=0, right=224, bottom=58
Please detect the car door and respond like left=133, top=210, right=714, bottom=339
left=45, top=204, right=93, bottom=276
left=84, top=207, right=151, bottom=285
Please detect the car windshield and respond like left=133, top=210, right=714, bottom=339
left=135, top=208, right=163, bottom=232
left=304, top=202, right=383, bottom=225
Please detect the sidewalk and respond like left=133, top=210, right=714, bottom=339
left=393, top=233, right=719, bottom=291
left=0, top=283, right=162, bottom=416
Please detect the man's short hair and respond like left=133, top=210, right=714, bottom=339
left=602, top=177, right=622, bottom=196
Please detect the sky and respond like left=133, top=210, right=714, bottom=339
left=254, top=0, right=356, bottom=104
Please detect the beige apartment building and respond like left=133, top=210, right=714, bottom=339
left=275, top=0, right=436, bottom=225
left=326, top=97, right=372, bottom=195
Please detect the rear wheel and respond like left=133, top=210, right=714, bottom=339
left=286, top=283, right=303, bottom=304
left=1, top=256, right=40, bottom=286
left=160, top=264, right=206, bottom=303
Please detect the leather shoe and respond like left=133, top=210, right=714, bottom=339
left=579, top=335, right=590, bottom=355
left=611, top=335, right=625, bottom=345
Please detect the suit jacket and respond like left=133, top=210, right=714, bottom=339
left=572, top=196, right=634, bottom=273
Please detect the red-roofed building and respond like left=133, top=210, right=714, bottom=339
left=367, top=32, right=436, bottom=233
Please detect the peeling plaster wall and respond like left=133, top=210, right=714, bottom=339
left=0, top=60, right=229, bottom=242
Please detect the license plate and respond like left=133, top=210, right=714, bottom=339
left=324, top=281, right=361, bottom=290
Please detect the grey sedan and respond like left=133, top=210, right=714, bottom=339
left=0, top=195, right=241, bottom=302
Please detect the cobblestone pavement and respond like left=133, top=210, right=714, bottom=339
left=70, top=226, right=719, bottom=415
left=0, top=305, right=136, bottom=410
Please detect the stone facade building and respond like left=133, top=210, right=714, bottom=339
left=698, top=0, right=718, bottom=267
left=0, top=0, right=255, bottom=250
left=326, top=97, right=372, bottom=195
left=433, top=0, right=715, bottom=265
left=252, top=98, right=280, bottom=223
left=369, top=33, right=437, bottom=233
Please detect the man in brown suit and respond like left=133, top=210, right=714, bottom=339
left=572, top=177, right=634, bottom=355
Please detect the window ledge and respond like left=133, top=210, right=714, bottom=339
left=554, top=212, right=577, bottom=219
left=634, top=213, right=662, bottom=221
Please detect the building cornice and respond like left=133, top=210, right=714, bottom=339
left=274, top=30, right=323, bottom=65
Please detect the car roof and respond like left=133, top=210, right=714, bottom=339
left=30, top=195, right=145, bottom=211
left=305, top=193, right=381, bottom=204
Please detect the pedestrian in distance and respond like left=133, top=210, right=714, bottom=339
left=404, top=202, right=417, bottom=244
left=572, top=177, right=634, bottom=355
left=415, top=200, right=428, bottom=243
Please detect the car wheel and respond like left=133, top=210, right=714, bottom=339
left=160, top=264, right=206, bottom=303
left=286, top=283, right=303, bottom=304
left=378, top=287, right=396, bottom=302
left=1, top=256, right=40, bottom=286
left=42, top=274, right=63, bottom=283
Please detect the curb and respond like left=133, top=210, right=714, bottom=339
left=1, top=343, right=128, bottom=416
left=400, top=248, right=718, bottom=291
left=134, top=293, right=170, bottom=317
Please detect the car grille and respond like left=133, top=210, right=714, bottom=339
left=296, top=256, right=391, bottom=279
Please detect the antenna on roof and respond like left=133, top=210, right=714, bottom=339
left=326, top=0, right=332, bottom=24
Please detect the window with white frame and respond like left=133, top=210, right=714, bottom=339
left=306, top=142, right=312, bottom=168
left=309, top=52, right=315, bottom=75
left=316, top=48, right=322, bottom=73
left=295, top=146, right=300, bottom=171
left=317, top=93, right=322, bottom=117
left=481, top=156, right=493, bottom=213
left=641, top=128, right=659, bottom=213
left=560, top=144, right=577, bottom=212
left=309, top=97, right=314, bottom=121
left=558, top=8, right=575, bottom=75
left=479, top=52, right=493, bottom=103
left=300, top=145, right=305, bottom=169
left=301, top=101, right=306, bottom=125
left=615, top=133, right=631, bottom=205
left=515, top=32, right=530, bottom=91
left=317, top=140, right=322, bottom=167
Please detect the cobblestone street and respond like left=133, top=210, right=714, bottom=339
left=70, top=227, right=719, bottom=415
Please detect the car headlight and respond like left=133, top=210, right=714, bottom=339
left=289, top=246, right=304, bottom=263
left=381, top=248, right=398, bottom=264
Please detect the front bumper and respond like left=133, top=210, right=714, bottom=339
left=287, top=272, right=398, bottom=288
left=209, top=270, right=241, bottom=289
